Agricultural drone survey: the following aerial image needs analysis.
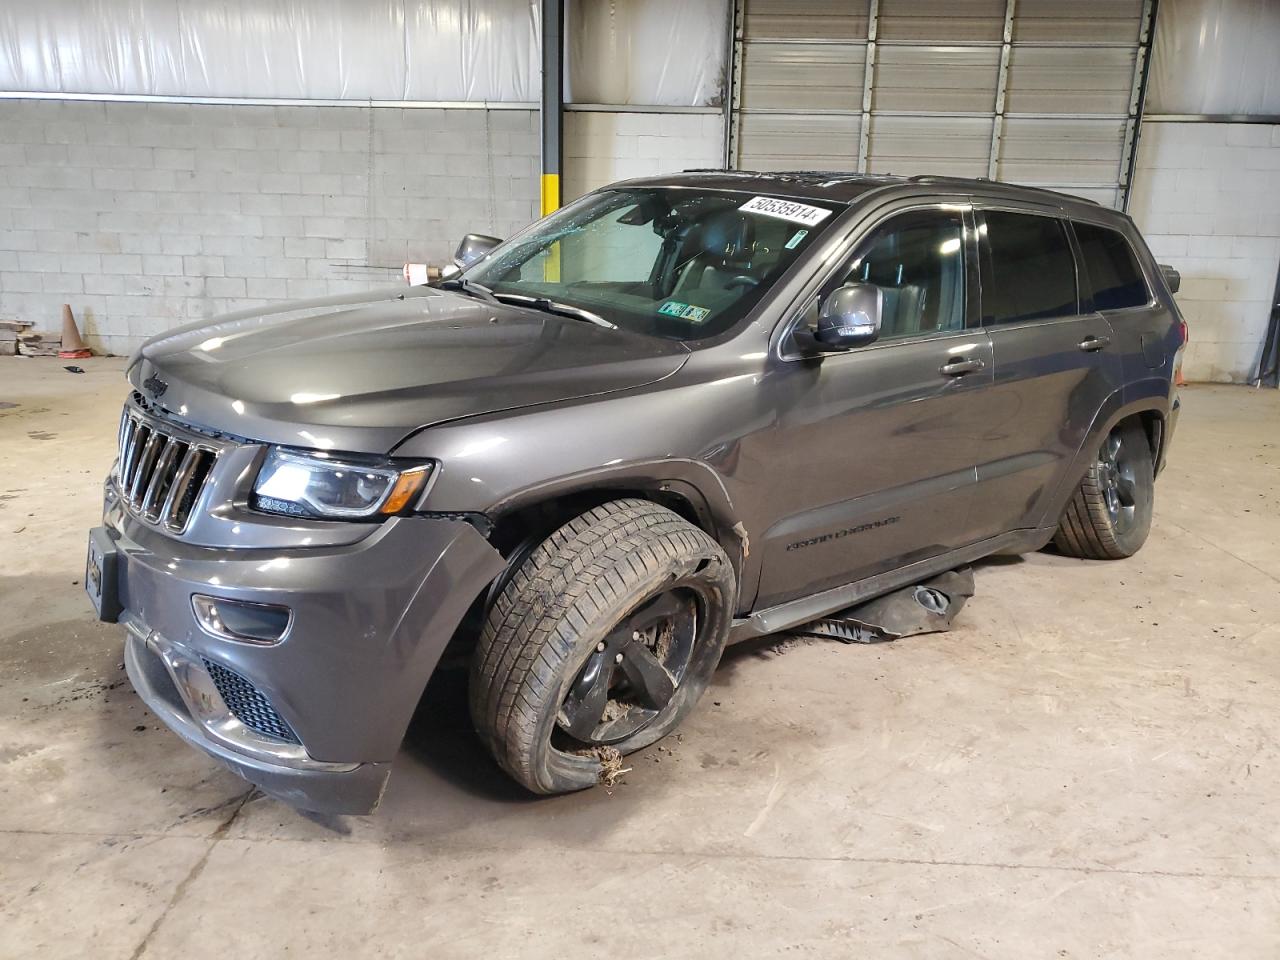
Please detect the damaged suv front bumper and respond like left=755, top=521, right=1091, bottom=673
left=98, top=481, right=505, bottom=815
left=123, top=617, right=389, bottom=812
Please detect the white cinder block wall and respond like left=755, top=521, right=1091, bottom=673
left=1128, top=121, right=1280, bottom=383
left=0, top=100, right=723, bottom=355
left=564, top=112, right=724, bottom=201
left=0, top=99, right=540, bottom=355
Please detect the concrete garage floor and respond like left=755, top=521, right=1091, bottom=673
left=2, top=357, right=1278, bottom=958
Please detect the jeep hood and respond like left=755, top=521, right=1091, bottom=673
left=130, top=286, right=689, bottom=454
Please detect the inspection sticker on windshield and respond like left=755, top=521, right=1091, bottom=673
left=739, top=196, right=832, bottom=227
left=658, top=300, right=711, bottom=324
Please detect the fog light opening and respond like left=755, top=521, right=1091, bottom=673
left=191, top=595, right=292, bottom=645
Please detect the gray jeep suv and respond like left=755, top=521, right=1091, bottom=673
left=87, top=172, right=1185, bottom=814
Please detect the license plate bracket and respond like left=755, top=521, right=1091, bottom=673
left=85, top=526, right=122, bottom=622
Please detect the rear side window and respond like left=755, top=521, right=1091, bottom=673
left=981, top=211, right=1078, bottom=324
left=1073, top=221, right=1151, bottom=311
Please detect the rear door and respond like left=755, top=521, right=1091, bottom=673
left=1071, top=217, right=1176, bottom=388
left=753, top=200, right=993, bottom=609
left=967, top=205, right=1124, bottom=538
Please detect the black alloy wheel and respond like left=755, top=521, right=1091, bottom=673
left=470, top=499, right=736, bottom=794
left=555, top=589, right=699, bottom=747
left=1054, top=419, right=1154, bottom=560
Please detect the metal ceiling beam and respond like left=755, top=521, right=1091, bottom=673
left=741, top=38, right=1139, bottom=49
left=1119, top=0, right=1158, bottom=212
left=737, top=108, right=1128, bottom=121
left=723, top=0, right=746, bottom=169
left=856, top=0, right=879, bottom=173
left=0, top=91, right=536, bottom=109
left=986, top=0, right=1016, bottom=180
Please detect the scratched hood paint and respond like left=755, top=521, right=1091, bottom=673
left=130, top=286, right=688, bottom=454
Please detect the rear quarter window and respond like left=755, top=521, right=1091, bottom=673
left=1073, top=221, right=1151, bottom=311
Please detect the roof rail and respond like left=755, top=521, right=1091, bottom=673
left=908, top=174, right=988, bottom=184
left=908, top=174, right=1101, bottom=205
left=682, top=168, right=897, bottom=182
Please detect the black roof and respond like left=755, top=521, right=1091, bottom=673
left=618, top=169, right=1107, bottom=214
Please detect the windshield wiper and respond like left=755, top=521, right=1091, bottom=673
left=493, top=293, right=617, bottom=329
left=438, top=276, right=499, bottom=304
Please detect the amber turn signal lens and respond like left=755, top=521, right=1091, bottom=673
left=379, top=465, right=432, bottom=515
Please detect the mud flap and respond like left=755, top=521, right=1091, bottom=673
left=790, top=566, right=975, bottom=644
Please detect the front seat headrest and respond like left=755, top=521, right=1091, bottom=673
left=694, top=210, right=755, bottom=267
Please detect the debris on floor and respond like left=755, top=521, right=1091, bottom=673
left=16, top=331, right=62, bottom=356
left=767, top=635, right=816, bottom=657
left=0, top=319, right=33, bottom=356
left=589, top=745, right=629, bottom=786
left=791, top=566, right=975, bottom=644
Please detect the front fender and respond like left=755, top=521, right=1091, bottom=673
left=423, top=454, right=753, bottom=610
left=393, top=372, right=771, bottom=610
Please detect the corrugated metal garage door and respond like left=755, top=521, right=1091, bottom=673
left=728, top=0, right=1153, bottom=208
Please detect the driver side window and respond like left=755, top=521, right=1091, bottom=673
left=822, top=209, right=968, bottom=341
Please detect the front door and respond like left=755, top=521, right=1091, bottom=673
left=753, top=203, right=993, bottom=609
left=966, top=206, right=1125, bottom=538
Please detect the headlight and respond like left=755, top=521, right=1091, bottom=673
left=251, top=448, right=432, bottom=520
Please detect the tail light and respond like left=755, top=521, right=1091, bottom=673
left=1174, top=318, right=1189, bottom=387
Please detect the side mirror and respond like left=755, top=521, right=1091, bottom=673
left=815, top=282, right=882, bottom=349
left=1158, top=263, right=1181, bottom=294
left=454, top=233, right=502, bottom=270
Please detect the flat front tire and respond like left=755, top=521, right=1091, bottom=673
left=1054, top=420, right=1154, bottom=560
left=470, top=499, right=736, bottom=794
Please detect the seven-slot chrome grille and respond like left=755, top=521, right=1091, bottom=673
left=116, top=405, right=217, bottom=532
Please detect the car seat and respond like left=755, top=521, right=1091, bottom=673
left=673, top=210, right=758, bottom=295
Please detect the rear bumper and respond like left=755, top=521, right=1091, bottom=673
left=104, top=479, right=506, bottom=814
left=1158, top=391, right=1181, bottom=475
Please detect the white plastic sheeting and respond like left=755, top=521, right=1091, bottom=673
left=1148, top=0, right=1280, bottom=116
left=566, top=0, right=728, bottom=106
left=0, top=0, right=540, bottom=102
left=0, top=0, right=727, bottom=106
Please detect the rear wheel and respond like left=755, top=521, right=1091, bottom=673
left=470, top=499, right=735, bottom=794
left=1054, top=420, right=1154, bottom=560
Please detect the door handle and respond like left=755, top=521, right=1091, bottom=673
left=940, top=357, right=985, bottom=377
left=1079, top=335, right=1112, bottom=352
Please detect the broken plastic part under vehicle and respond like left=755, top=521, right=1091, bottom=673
left=790, top=566, right=975, bottom=644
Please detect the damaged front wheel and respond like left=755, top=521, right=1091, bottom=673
left=469, top=499, right=735, bottom=794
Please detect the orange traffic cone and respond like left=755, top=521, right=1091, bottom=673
left=58, top=304, right=92, bottom=359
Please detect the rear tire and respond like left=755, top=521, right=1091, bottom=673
left=470, top=499, right=735, bottom=794
left=1054, top=420, right=1154, bottom=560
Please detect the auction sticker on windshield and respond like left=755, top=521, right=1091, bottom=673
left=738, top=196, right=832, bottom=227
